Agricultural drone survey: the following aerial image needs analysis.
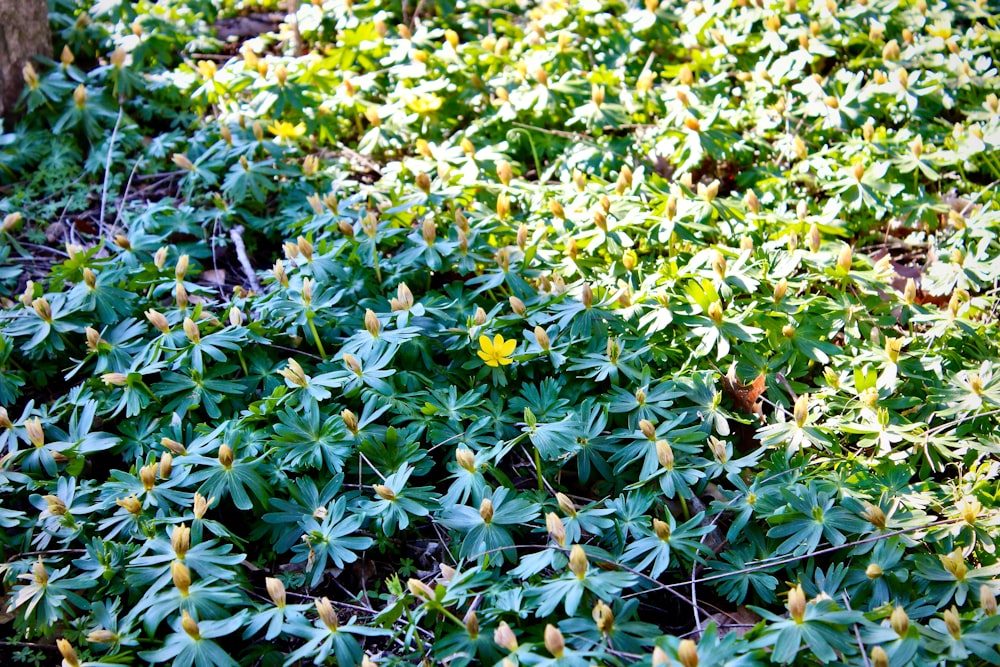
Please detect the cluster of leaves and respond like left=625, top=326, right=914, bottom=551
left=2, top=0, right=1000, bottom=665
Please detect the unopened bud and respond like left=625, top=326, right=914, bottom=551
left=494, top=622, right=518, bottom=651
left=218, top=444, right=234, bottom=468
left=479, top=498, right=494, bottom=523
left=266, top=577, right=286, bottom=607
left=544, top=624, right=565, bottom=658
left=183, top=317, right=200, bottom=344
left=678, top=639, right=699, bottom=667
left=787, top=584, right=806, bottom=622
left=870, top=646, right=888, bottom=667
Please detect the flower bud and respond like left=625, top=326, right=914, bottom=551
left=509, top=296, right=526, bottom=316
left=569, top=544, right=588, bottom=579
left=43, top=495, right=67, bottom=516
left=218, top=444, right=234, bottom=468
left=882, top=39, right=900, bottom=60
left=161, top=437, right=186, bottom=455
left=0, top=407, right=11, bottom=430
left=549, top=199, right=565, bottom=219
left=944, top=607, right=961, bottom=639
left=57, top=639, right=80, bottom=667
left=193, top=493, right=212, bottom=519
left=159, top=452, right=173, bottom=479
left=32, top=297, right=52, bottom=322
left=653, top=518, right=671, bottom=540
left=180, top=317, right=199, bottom=344
left=407, top=578, right=435, bottom=601
left=374, top=484, right=396, bottom=501
left=653, top=647, right=670, bottom=665
left=87, top=629, right=118, bottom=644
left=656, top=439, right=674, bottom=470
left=891, top=605, right=909, bottom=636
left=866, top=563, right=883, bottom=579
left=639, top=419, right=656, bottom=440
left=140, top=462, right=157, bottom=490
left=26, top=417, right=44, bottom=447
left=707, top=301, right=724, bottom=325
left=102, top=372, right=127, bottom=387
left=181, top=610, right=200, bottom=639
left=390, top=283, right=414, bottom=311
left=497, top=161, right=512, bottom=187
left=73, top=84, right=87, bottom=108
left=344, top=354, right=362, bottom=375
left=544, top=624, right=565, bottom=658
left=266, top=577, right=286, bottom=607
left=479, top=498, right=494, bottom=523
left=316, top=597, right=339, bottom=630
left=172, top=560, right=191, bottom=595
left=546, top=512, right=566, bottom=546
left=341, top=409, right=359, bottom=435
left=787, top=584, right=806, bottom=622
left=167, top=523, right=189, bottom=559
left=773, top=278, right=788, bottom=303
left=494, top=621, right=518, bottom=651
left=116, top=495, right=141, bottom=514
left=678, top=639, right=699, bottom=667
left=793, top=393, right=809, bottom=427
left=496, top=192, right=510, bottom=218
left=456, top=448, right=476, bottom=472
left=862, top=503, right=886, bottom=529
left=981, top=585, right=997, bottom=616
left=870, top=646, right=888, bottom=667
left=593, top=600, right=614, bottom=633
left=711, top=250, right=726, bottom=278
left=365, top=309, right=381, bottom=337
left=474, top=306, right=487, bottom=325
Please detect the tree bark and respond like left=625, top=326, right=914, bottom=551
left=0, top=0, right=52, bottom=118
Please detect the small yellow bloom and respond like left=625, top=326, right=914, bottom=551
left=268, top=121, right=306, bottom=142
left=477, top=334, right=516, bottom=367
left=405, top=93, right=443, bottom=114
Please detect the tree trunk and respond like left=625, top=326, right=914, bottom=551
left=0, top=0, right=52, bottom=118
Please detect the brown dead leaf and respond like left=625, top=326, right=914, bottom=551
left=720, top=365, right=766, bottom=415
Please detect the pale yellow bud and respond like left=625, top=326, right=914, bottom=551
left=866, top=563, right=883, bottom=579
left=456, top=449, right=476, bottom=472
left=708, top=301, right=724, bottom=325
left=569, top=544, right=588, bottom=579
left=218, top=444, right=234, bottom=468
left=365, top=309, right=381, bottom=337
left=546, top=512, right=566, bottom=546
left=981, top=585, right=997, bottom=616
left=407, top=578, right=435, bottom=601
left=183, top=317, right=200, bottom=344
left=26, top=417, right=45, bottom=447
left=1, top=211, right=23, bottom=233
left=172, top=560, right=191, bottom=595
left=787, top=584, right=806, bottom=622
left=87, top=629, right=118, bottom=644
left=341, top=409, right=359, bottom=435
left=497, top=160, right=512, bottom=187
left=181, top=610, right=200, bottom=639
left=266, top=577, right=286, bottom=607
left=193, top=493, right=212, bottom=520
left=870, top=646, right=888, bottom=667
left=891, top=605, right=909, bottom=636
left=57, top=639, right=80, bottom=667
left=653, top=518, right=671, bottom=540
left=837, top=244, right=853, bottom=273
left=944, top=607, right=961, bottom=639
left=116, top=495, right=141, bottom=514
left=544, top=624, right=565, bottom=658
left=678, top=639, right=699, bottom=667
left=509, top=296, right=526, bottom=316
left=139, top=463, right=156, bottom=490
left=494, top=621, right=518, bottom=651
left=162, top=437, right=186, bottom=455
left=474, top=306, right=487, bottom=325
left=102, top=372, right=127, bottom=387
left=479, top=497, right=494, bottom=523
left=639, top=419, right=656, bottom=440
left=793, top=393, right=809, bottom=427
left=172, top=524, right=190, bottom=558
left=344, top=353, right=362, bottom=375
left=374, top=484, right=396, bottom=501
left=774, top=278, right=788, bottom=303
left=863, top=503, right=886, bottom=529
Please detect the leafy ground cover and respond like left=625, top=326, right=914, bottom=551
left=2, top=0, right=1000, bottom=665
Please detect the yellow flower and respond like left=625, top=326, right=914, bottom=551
left=405, top=93, right=443, bottom=114
left=268, top=121, right=306, bottom=142
left=477, top=334, right=516, bottom=367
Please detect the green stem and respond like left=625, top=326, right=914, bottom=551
left=236, top=349, right=249, bottom=375
left=306, top=313, right=327, bottom=359
left=533, top=445, right=544, bottom=492
left=678, top=493, right=690, bottom=521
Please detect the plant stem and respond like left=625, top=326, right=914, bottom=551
left=306, top=312, right=327, bottom=359
left=533, top=445, right=544, bottom=492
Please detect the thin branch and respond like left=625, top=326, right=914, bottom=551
left=99, top=106, right=125, bottom=239
left=229, top=224, right=261, bottom=293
